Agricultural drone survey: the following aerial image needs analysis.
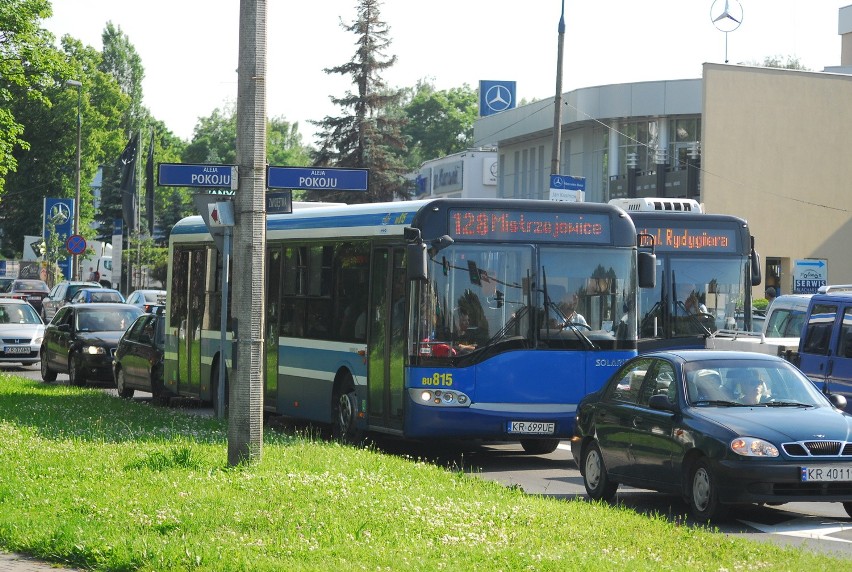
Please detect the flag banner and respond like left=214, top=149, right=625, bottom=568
left=119, top=133, right=139, bottom=229
left=145, top=130, right=155, bottom=236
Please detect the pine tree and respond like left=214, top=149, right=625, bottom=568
left=309, top=0, right=411, bottom=204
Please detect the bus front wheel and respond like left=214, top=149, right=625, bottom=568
left=520, top=438, right=560, bottom=455
left=332, top=376, right=363, bottom=445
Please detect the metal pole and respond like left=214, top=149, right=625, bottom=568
left=66, top=80, right=82, bottom=280
left=550, top=1, right=565, bottom=177
left=218, top=227, right=231, bottom=418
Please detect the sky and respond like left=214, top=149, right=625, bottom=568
left=44, top=1, right=849, bottom=145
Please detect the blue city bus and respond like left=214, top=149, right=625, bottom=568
left=610, top=198, right=761, bottom=352
left=165, top=198, right=653, bottom=453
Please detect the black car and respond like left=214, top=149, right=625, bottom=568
left=570, top=350, right=852, bottom=522
left=113, top=311, right=167, bottom=402
left=40, top=303, right=143, bottom=386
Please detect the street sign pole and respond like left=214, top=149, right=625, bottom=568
left=218, top=225, right=231, bottom=418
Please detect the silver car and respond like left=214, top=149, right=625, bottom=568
left=0, top=298, right=45, bottom=366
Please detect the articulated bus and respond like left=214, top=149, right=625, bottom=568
left=610, top=198, right=761, bottom=352
left=165, top=198, right=654, bottom=453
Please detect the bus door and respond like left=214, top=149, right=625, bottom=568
left=265, top=246, right=283, bottom=410
left=366, top=246, right=406, bottom=431
left=177, top=248, right=206, bottom=397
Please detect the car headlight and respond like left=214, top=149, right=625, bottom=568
left=33, top=336, right=43, bottom=345
left=83, top=345, right=106, bottom=355
left=731, top=437, right=779, bottom=457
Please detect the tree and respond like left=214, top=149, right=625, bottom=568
left=0, top=0, right=69, bottom=194
left=94, top=22, right=151, bottom=243
left=0, top=36, right=127, bottom=257
left=309, top=0, right=410, bottom=204
left=402, top=80, right=478, bottom=169
left=743, top=55, right=810, bottom=71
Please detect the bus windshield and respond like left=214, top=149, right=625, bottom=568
left=640, top=256, right=748, bottom=338
left=412, top=243, right=636, bottom=362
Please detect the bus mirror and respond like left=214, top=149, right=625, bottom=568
left=407, top=242, right=428, bottom=282
left=638, top=252, right=656, bottom=288
left=751, top=249, right=762, bottom=286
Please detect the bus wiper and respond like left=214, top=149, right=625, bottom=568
left=546, top=300, right=597, bottom=350
left=675, top=300, right=713, bottom=336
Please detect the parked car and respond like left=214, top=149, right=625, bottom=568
left=40, top=303, right=143, bottom=386
left=124, top=289, right=166, bottom=313
left=70, top=287, right=125, bottom=304
left=0, top=279, right=51, bottom=313
left=0, top=298, right=45, bottom=366
left=571, top=349, right=852, bottom=522
left=41, top=281, right=102, bottom=322
left=762, top=294, right=812, bottom=338
left=0, top=277, right=15, bottom=292
left=113, top=310, right=167, bottom=401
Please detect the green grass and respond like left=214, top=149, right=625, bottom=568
left=0, top=374, right=847, bottom=571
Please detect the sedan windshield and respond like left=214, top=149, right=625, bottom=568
left=685, top=359, right=829, bottom=407
left=0, top=303, right=40, bottom=324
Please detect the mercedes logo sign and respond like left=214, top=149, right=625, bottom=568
left=49, top=203, right=71, bottom=225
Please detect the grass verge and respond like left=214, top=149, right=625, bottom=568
left=0, top=374, right=847, bottom=571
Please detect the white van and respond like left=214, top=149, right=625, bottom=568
left=763, top=294, right=812, bottom=338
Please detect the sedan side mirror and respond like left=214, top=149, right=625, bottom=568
left=829, top=393, right=847, bottom=411
left=648, top=394, right=677, bottom=412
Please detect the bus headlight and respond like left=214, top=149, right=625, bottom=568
left=410, top=388, right=470, bottom=408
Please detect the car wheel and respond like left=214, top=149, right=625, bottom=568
left=39, top=348, right=56, bottom=382
left=211, top=361, right=228, bottom=417
left=332, top=374, right=364, bottom=445
left=582, top=441, right=618, bottom=501
left=68, top=355, right=86, bottom=387
left=519, top=438, right=560, bottom=455
left=150, top=365, right=170, bottom=405
left=689, top=457, right=729, bottom=522
left=115, top=368, right=134, bottom=399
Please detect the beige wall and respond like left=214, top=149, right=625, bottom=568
left=701, top=64, right=852, bottom=293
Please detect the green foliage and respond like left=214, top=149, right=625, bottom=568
left=0, top=34, right=130, bottom=257
left=0, top=375, right=846, bottom=571
left=310, top=0, right=410, bottom=204
left=744, top=55, right=810, bottom=71
left=402, top=80, right=478, bottom=169
left=0, top=0, right=70, bottom=194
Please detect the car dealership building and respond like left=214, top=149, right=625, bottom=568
left=472, top=6, right=852, bottom=298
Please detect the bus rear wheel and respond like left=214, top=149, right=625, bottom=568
left=332, top=376, right=363, bottom=445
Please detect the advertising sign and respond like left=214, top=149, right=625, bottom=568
left=43, top=198, right=74, bottom=280
left=793, top=259, right=828, bottom=294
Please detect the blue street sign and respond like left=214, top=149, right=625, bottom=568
left=158, top=163, right=236, bottom=188
left=550, top=174, right=586, bottom=191
left=267, top=166, right=369, bottom=192
left=44, top=198, right=74, bottom=280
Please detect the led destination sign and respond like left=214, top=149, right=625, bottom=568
left=449, top=209, right=611, bottom=244
left=637, top=227, right=738, bottom=252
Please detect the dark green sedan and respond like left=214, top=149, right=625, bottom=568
left=570, top=350, right=852, bottom=522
